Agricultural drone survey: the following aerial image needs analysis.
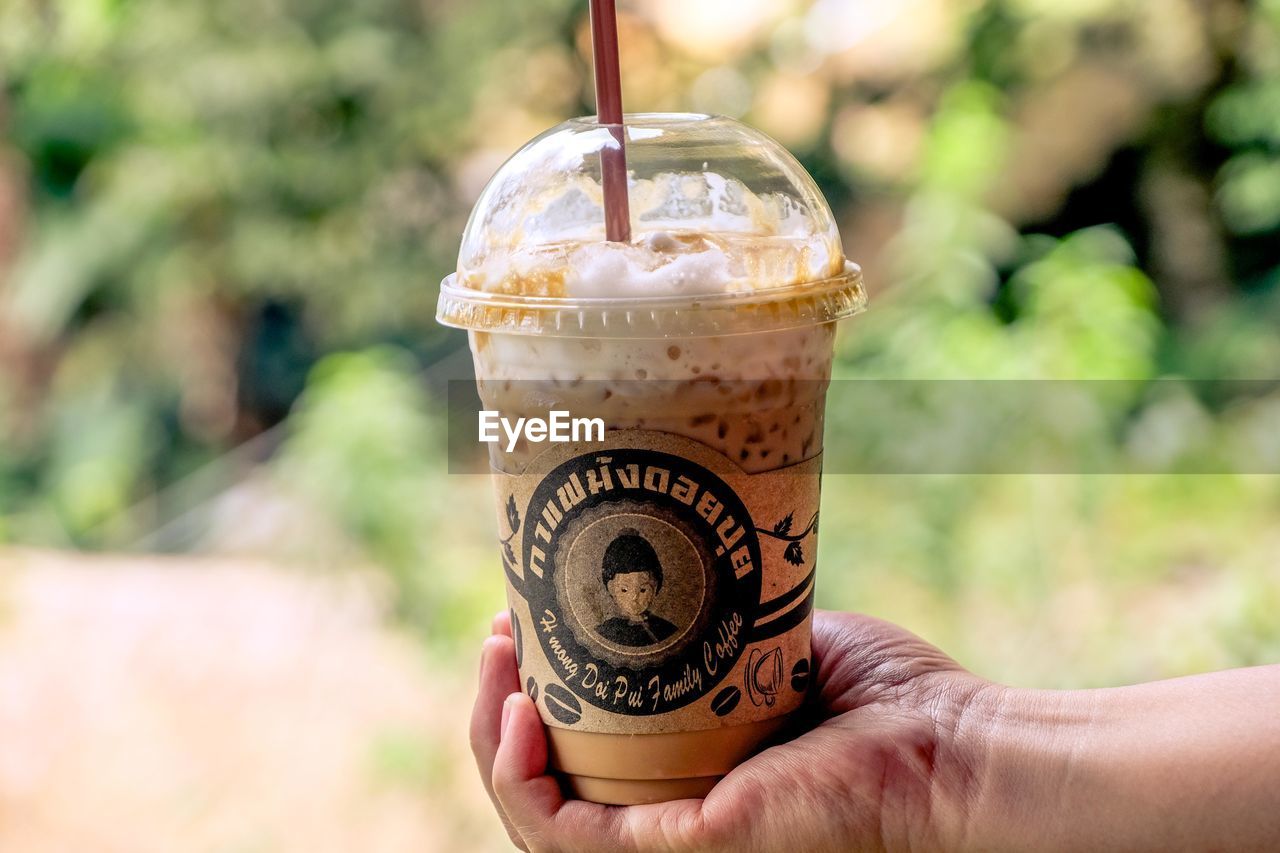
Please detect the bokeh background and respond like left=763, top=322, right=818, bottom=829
left=3, top=0, right=1280, bottom=849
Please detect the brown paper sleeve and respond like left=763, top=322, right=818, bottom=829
left=490, top=430, right=820, bottom=736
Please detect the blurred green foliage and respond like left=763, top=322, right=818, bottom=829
left=1, top=0, right=583, bottom=545
left=2, top=0, right=1280, bottom=678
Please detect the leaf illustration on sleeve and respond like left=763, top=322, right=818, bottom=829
left=502, top=540, right=516, bottom=566
left=505, top=495, right=521, bottom=534
left=773, top=512, right=794, bottom=537
left=784, top=541, right=804, bottom=566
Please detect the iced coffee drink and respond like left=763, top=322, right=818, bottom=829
left=438, top=114, right=865, bottom=804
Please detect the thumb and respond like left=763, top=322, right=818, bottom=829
left=809, top=609, right=967, bottom=712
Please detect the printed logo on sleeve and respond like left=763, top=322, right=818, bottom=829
left=520, top=449, right=762, bottom=716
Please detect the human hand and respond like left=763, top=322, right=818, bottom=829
left=470, top=608, right=996, bottom=852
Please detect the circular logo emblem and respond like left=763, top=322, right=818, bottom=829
left=521, top=448, right=762, bottom=716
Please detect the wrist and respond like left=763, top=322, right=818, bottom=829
left=961, top=669, right=1280, bottom=851
left=878, top=676, right=1030, bottom=852
left=945, top=684, right=1099, bottom=852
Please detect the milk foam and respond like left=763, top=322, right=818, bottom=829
left=458, top=172, right=842, bottom=298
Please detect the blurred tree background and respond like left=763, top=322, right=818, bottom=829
left=3, top=0, right=1280, bottom=732
left=4, top=0, right=1280, bottom=848
left=2, top=0, right=1280, bottom=660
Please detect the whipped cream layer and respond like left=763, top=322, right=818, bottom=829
left=457, top=171, right=844, bottom=298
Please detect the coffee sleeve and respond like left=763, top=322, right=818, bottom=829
left=491, top=430, right=820, bottom=736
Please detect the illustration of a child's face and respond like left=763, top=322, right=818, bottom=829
left=606, top=570, right=656, bottom=619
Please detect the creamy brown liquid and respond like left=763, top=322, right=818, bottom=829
left=472, top=323, right=835, bottom=804
left=473, top=325, right=834, bottom=474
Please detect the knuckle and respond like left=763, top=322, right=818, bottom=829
left=491, top=767, right=514, bottom=803
left=637, top=803, right=721, bottom=853
left=701, top=778, right=769, bottom=850
left=662, top=807, right=710, bottom=851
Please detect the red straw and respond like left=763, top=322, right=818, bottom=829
left=589, top=0, right=631, bottom=243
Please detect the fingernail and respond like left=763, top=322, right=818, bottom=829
left=478, top=643, right=488, bottom=681
left=500, top=694, right=516, bottom=739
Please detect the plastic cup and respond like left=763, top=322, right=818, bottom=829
left=438, top=114, right=865, bottom=804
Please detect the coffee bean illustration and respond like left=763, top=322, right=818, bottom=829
left=791, top=657, right=811, bottom=693
left=510, top=609, right=523, bottom=668
left=526, top=676, right=539, bottom=704
left=711, top=686, right=741, bottom=717
left=543, top=683, right=582, bottom=726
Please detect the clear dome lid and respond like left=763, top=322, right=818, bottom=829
left=437, top=113, right=865, bottom=338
